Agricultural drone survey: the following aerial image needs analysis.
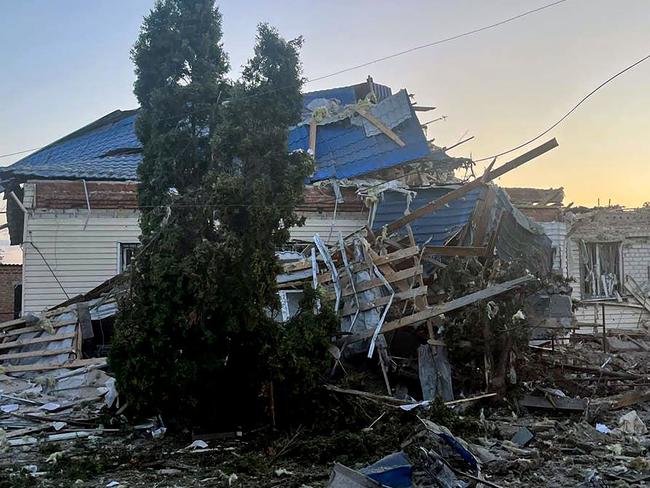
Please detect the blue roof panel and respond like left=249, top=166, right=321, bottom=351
left=4, top=83, right=436, bottom=182
left=372, top=187, right=484, bottom=246
left=4, top=111, right=141, bottom=180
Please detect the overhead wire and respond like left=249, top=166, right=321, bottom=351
left=0, top=0, right=571, bottom=160
left=474, top=52, right=650, bottom=162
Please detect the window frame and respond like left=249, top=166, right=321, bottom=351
left=117, top=242, right=139, bottom=273
left=579, top=240, right=623, bottom=298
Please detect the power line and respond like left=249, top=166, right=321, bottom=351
left=474, top=52, right=650, bottom=162
left=0, top=0, right=570, bottom=160
left=308, top=0, right=570, bottom=83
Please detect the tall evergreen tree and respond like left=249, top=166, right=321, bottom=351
left=109, top=2, right=324, bottom=428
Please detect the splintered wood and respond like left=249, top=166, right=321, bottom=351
left=0, top=305, right=112, bottom=448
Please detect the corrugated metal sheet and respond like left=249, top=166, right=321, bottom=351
left=491, top=187, right=553, bottom=275
left=371, top=187, right=483, bottom=245
left=22, top=207, right=140, bottom=314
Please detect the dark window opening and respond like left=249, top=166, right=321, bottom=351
left=580, top=241, right=622, bottom=298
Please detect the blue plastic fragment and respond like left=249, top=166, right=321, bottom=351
left=360, top=451, right=413, bottom=488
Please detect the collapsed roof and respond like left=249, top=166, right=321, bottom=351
left=1, top=80, right=466, bottom=183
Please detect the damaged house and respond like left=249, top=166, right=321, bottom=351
left=0, top=78, right=481, bottom=314
left=566, top=207, right=650, bottom=332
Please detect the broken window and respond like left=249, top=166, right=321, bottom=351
left=579, top=241, right=622, bottom=298
left=118, top=243, right=139, bottom=273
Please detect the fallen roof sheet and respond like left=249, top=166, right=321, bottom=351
left=3, top=82, right=446, bottom=183
left=371, top=186, right=484, bottom=246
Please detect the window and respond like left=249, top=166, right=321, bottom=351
left=118, top=243, right=139, bottom=273
left=579, top=241, right=622, bottom=298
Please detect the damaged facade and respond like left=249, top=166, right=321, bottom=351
left=2, top=78, right=550, bottom=315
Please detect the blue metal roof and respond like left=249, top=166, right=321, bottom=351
left=290, top=110, right=432, bottom=181
left=372, top=186, right=484, bottom=246
left=4, top=110, right=141, bottom=181
left=4, top=82, right=437, bottom=182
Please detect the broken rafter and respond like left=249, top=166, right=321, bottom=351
left=384, top=138, right=559, bottom=234
left=346, top=275, right=535, bottom=343
left=354, top=108, right=406, bottom=147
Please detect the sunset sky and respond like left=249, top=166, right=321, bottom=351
left=0, top=0, right=649, bottom=261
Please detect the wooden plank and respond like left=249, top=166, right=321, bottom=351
left=341, top=287, right=428, bottom=316
left=0, top=317, right=31, bottom=331
left=366, top=246, right=418, bottom=268
left=309, top=119, right=317, bottom=154
left=6, top=425, right=52, bottom=439
left=0, top=333, right=76, bottom=352
left=346, top=247, right=419, bottom=274
left=347, top=275, right=534, bottom=342
left=423, top=246, right=487, bottom=257
left=281, top=260, right=311, bottom=273
left=2, top=358, right=107, bottom=374
left=518, top=394, right=586, bottom=412
left=341, top=266, right=422, bottom=297
left=384, top=139, right=559, bottom=234
left=354, top=108, right=406, bottom=147
left=0, top=348, right=74, bottom=361
left=0, top=321, right=77, bottom=340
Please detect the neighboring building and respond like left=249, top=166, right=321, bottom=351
left=2, top=79, right=469, bottom=314
left=565, top=207, right=650, bottom=331
left=0, top=264, right=22, bottom=321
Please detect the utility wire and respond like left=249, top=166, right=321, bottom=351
left=308, top=0, right=570, bottom=83
left=0, top=0, right=570, bottom=160
left=474, top=52, right=650, bottom=162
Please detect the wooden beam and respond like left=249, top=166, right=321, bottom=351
left=1, top=320, right=78, bottom=339
left=346, top=275, right=534, bottom=342
left=354, top=109, right=406, bottom=147
left=423, top=245, right=487, bottom=257
left=0, top=348, right=74, bottom=361
left=341, top=266, right=422, bottom=297
left=384, top=139, right=559, bottom=234
left=351, top=246, right=418, bottom=272
left=0, top=333, right=76, bottom=351
left=1, top=358, right=107, bottom=374
left=281, top=260, right=311, bottom=273
left=308, top=119, right=317, bottom=155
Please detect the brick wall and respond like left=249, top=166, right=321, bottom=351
left=623, top=237, right=650, bottom=285
left=0, top=265, right=22, bottom=322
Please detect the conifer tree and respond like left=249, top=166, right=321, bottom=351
left=109, top=2, right=326, bottom=428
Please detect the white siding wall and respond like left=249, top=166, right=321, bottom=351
left=290, top=212, right=368, bottom=245
left=540, top=221, right=567, bottom=276
left=22, top=206, right=140, bottom=314
left=575, top=303, right=650, bottom=331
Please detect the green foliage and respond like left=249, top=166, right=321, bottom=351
left=110, top=1, right=326, bottom=429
